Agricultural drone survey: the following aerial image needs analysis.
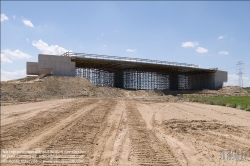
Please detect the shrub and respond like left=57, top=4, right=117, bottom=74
left=226, top=103, right=237, bottom=108
left=200, top=97, right=207, bottom=103
left=207, top=100, right=214, bottom=105
left=245, top=106, right=250, bottom=111
left=215, top=100, right=226, bottom=106
left=236, top=105, right=246, bottom=110
left=192, top=98, right=198, bottom=102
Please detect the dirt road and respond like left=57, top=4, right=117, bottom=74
left=1, top=98, right=250, bottom=165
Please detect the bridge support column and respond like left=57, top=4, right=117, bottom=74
left=169, top=74, right=179, bottom=90
left=114, top=70, right=124, bottom=88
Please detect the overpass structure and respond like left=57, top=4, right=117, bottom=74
left=26, top=52, right=227, bottom=90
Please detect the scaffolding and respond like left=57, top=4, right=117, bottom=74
left=67, top=52, right=218, bottom=90
left=76, top=68, right=114, bottom=87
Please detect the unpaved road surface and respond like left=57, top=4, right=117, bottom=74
left=1, top=98, right=250, bottom=165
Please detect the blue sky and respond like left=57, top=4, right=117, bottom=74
left=1, top=1, right=250, bottom=87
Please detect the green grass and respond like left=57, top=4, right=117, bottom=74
left=185, top=95, right=250, bottom=111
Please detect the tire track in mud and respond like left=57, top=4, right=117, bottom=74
left=31, top=99, right=118, bottom=165
left=169, top=103, right=250, bottom=151
left=109, top=102, right=131, bottom=166
left=19, top=100, right=102, bottom=151
left=143, top=102, right=250, bottom=166
left=157, top=105, right=250, bottom=166
left=1, top=99, right=98, bottom=149
left=92, top=101, right=126, bottom=166
left=1, top=99, right=76, bottom=126
left=160, top=119, right=250, bottom=165
left=137, top=102, right=189, bottom=166
left=126, top=101, right=180, bottom=166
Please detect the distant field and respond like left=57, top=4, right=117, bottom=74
left=185, top=95, right=250, bottom=111
left=243, top=87, right=250, bottom=93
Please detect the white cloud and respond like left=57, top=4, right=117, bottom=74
left=101, top=33, right=105, bottom=37
left=181, top=41, right=199, bottom=48
left=103, top=45, right=106, bottom=48
left=26, top=38, right=30, bottom=42
left=1, top=49, right=32, bottom=60
left=218, top=36, right=224, bottom=40
left=219, top=51, right=229, bottom=55
left=1, top=54, right=13, bottom=64
left=32, top=39, right=70, bottom=55
left=13, top=15, right=16, bottom=19
left=196, top=47, right=208, bottom=53
left=1, top=13, right=9, bottom=22
left=126, top=49, right=137, bottom=52
left=224, top=74, right=250, bottom=87
left=22, top=19, right=34, bottom=27
left=1, top=69, right=26, bottom=81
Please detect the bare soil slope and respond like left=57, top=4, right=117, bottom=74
left=1, top=76, right=165, bottom=105
left=1, top=76, right=248, bottom=106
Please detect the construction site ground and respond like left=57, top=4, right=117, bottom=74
left=1, top=76, right=250, bottom=165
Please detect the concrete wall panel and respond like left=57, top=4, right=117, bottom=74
left=51, top=62, right=56, bottom=69
left=188, top=70, right=227, bottom=90
left=63, top=56, right=70, bottom=62
left=39, top=68, right=52, bottom=75
left=214, top=70, right=227, bottom=89
left=35, top=54, right=76, bottom=77
left=38, top=61, right=45, bottom=68
left=39, top=54, right=50, bottom=61
left=44, top=61, right=50, bottom=68
left=26, top=62, right=39, bottom=75
left=50, top=56, right=60, bottom=61
left=56, top=62, right=60, bottom=70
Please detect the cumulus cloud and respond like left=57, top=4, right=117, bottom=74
left=1, top=54, right=13, bottom=64
left=224, top=74, right=250, bottom=87
left=219, top=51, right=229, bottom=55
left=1, top=13, right=9, bottom=22
left=218, top=36, right=224, bottom=40
left=32, top=39, right=70, bottom=55
left=126, top=49, right=137, bottom=52
left=181, top=41, right=199, bottom=48
left=1, top=49, right=32, bottom=60
left=22, top=19, right=34, bottom=27
left=1, top=69, right=26, bottom=81
left=1, top=49, right=31, bottom=64
left=196, top=47, right=208, bottom=53
left=26, top=38, right=30, bottom=43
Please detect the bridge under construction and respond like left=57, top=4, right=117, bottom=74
left=26, top=52, right=227, bottom=90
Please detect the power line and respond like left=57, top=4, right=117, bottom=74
left=221, top=67, right=237, bottom=70
left=236, top=61, right=244, bottom=87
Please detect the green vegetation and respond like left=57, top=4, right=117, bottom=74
left=185, top=95, right=250, bottom=111
left=243, top=87, right=250, bottom=93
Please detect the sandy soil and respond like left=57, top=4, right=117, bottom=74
left=1, top=98, right=250, bottom=166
